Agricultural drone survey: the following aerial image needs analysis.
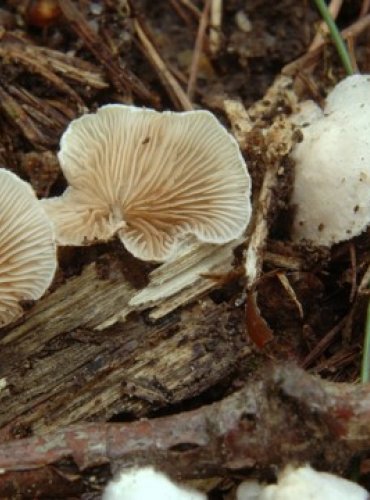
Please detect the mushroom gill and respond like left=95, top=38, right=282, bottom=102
left=43, top=105, right=252, bottom=262
left=0, top=169, right=57, bottom=327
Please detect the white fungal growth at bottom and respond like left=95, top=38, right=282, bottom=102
left=236, top=465, right=368, bottom=500
left=102, top=467, right=206, bottom=500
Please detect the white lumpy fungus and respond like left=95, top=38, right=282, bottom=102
left=291, top=74, right=370, bottom=246
left=102, top=466, right=206, bottom=500
left=42, top=105, right=252, bottom=262
left=236, top=465, right=368, bottom=500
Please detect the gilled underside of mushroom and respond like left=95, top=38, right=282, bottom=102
left=43, top=105, right=251, bottom=262
left=0, top=169, right=57, bottom=327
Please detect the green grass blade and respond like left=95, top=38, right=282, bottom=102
left=361, top=298, right=370, bottom=383
left=313, top=0, right=354, bottom=75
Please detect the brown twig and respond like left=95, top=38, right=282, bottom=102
left=209, top=0, right=222, bottom=56
left=57, top=0, right=158, bottom=105
left=308, top=0, right=343, bottom=52
left=0, top=45, right=84, bottom=107
left=169, top=0, right=196, bottom=28
left=283, top=13, right=370, bottom=76
left=133, top=17, right=193, bottom=111
left=8, top=85, right=68, bottom=130
left=346, top=32, right=360, bottom=73
left=1, top=364, right=370, bottom=497
left=360, top=0, right=370, bottom=17
left=178, top=0, right=201, bottom=19
left=276, top=272, right=304, bottom=319
left=0, top=84, right=53, bottom=148
left=314, top=347, right=358, bottom=374
left=33, top=46, right=109, bottom=90
left=187, top=0, right=211, bottom=101
left=301, top=316, right=348, bottom=369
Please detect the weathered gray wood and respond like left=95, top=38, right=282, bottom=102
left=0, top=245, right=246, bottom=438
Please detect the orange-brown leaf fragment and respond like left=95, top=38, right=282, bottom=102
left=246, top=290, right=274, bottom=349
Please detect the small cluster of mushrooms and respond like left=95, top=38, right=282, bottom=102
left=1, top=74, right=370, bottom=328
left=0, top=105, right=252, bottom=327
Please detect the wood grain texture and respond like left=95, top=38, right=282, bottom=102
left=0, top=244, right=246, bottom=439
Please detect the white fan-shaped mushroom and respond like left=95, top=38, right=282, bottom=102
left=291, top=74, right=370, bottom=246
left=42, top=105, right=251, bottom=262
left=0, top=169, right=56, bottom=327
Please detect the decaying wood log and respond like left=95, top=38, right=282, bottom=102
left=0, top=364, right=369, bottom=497
left=0, top=32, right=109, bottom=148
left=0, top=241, right=246, bottom=439
left=0, top=39, right=108, bottom=93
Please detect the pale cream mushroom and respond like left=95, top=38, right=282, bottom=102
left=42, top=105, right=251, bottom=262
left=291, top=75, right=370, bottom=246
left=0, top=169, right=56, bottom=327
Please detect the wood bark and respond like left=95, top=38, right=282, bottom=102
left=0, top=365, right=369, bottom=497
left=0, top=244, right=246, bottom=440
